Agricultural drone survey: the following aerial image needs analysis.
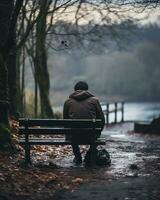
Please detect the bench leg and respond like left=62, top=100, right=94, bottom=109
left=25, top=144, right=31, bottom=165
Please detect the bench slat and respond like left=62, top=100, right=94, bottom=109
left=19, top=118, right=102, bottom=127
left=19, top=127, right=101, bottom=135
left=19, top=138, right=106, bottom=145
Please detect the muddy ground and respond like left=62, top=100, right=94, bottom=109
left=0, top=122, right=160, bottom=200
left=53, top=123, right=160, bottom=200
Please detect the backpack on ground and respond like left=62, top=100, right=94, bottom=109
left=84, top=148, right=111, bottom=167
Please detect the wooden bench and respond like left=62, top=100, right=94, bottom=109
left=19, top=118, right=106, bottom=164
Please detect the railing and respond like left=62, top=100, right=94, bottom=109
left=101, top=102, right=125, bottom=124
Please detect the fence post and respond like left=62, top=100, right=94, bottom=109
left=121, top=102, right=124, bottom=122
left=106, top=103, right=109, bottom=125
left=114, top=102, right=117, bottom=123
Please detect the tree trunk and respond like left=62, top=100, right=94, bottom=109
left=20, top=47, right=26, bottom=116
left=0, top=0, right=14, bottom=125
left=35, top=0, right=54, bottom=118
left=7, top=41, right=18, bottom=116
left=0, top=54, right=9, bottom=125
left=34, top=75, right=38, bottom=117
left=16, top=49, right=21, bottom=114
left=35, top=49, right=54, bottom=118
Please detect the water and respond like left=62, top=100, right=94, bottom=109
left=102, top=102, right=160, bottom=123
left=124, top=102, right=160, bottom=122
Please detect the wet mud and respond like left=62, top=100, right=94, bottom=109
left=45, top=123, right=160, bottom=177
left=51, top=123, right=160, bottom=200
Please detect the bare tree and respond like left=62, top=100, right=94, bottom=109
left=0, top=0, right=48, bottom=124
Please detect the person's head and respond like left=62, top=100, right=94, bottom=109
left=74, top=81, right=88, bottom=91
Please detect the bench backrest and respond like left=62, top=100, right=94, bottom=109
left=19, top=118, right=102, bottom=135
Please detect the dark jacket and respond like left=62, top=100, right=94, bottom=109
left=63, top=90, right=105, bottom=130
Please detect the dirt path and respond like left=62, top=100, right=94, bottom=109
left=53, top=122, right=160, bottom=200
left=54, top=176, right=160, bottom=200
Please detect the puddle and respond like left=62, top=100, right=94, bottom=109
left=110, top=134, right=126, bottom=138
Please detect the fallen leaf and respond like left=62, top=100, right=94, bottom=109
left=72, top=178, right=83, bottom=183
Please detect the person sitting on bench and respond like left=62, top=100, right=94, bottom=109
left=63, top=81, right=105, bottom=164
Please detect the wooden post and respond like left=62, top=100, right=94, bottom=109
left=24, top=118, right=31, bottom=165
left=106, top=103, right=109, bottom=125
left=114, top=102, right=117, bottom=123
left=121, top=102, right=124, bottom=122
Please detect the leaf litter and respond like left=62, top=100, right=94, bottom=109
left=0, top=119, right=92, bottom=200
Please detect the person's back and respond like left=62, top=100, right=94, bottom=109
left=63, top=81, right=105, bottom=164
left=63, top=90, right=105, bottom=122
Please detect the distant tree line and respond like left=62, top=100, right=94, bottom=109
left=45, top=23, right=160, bottom=102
